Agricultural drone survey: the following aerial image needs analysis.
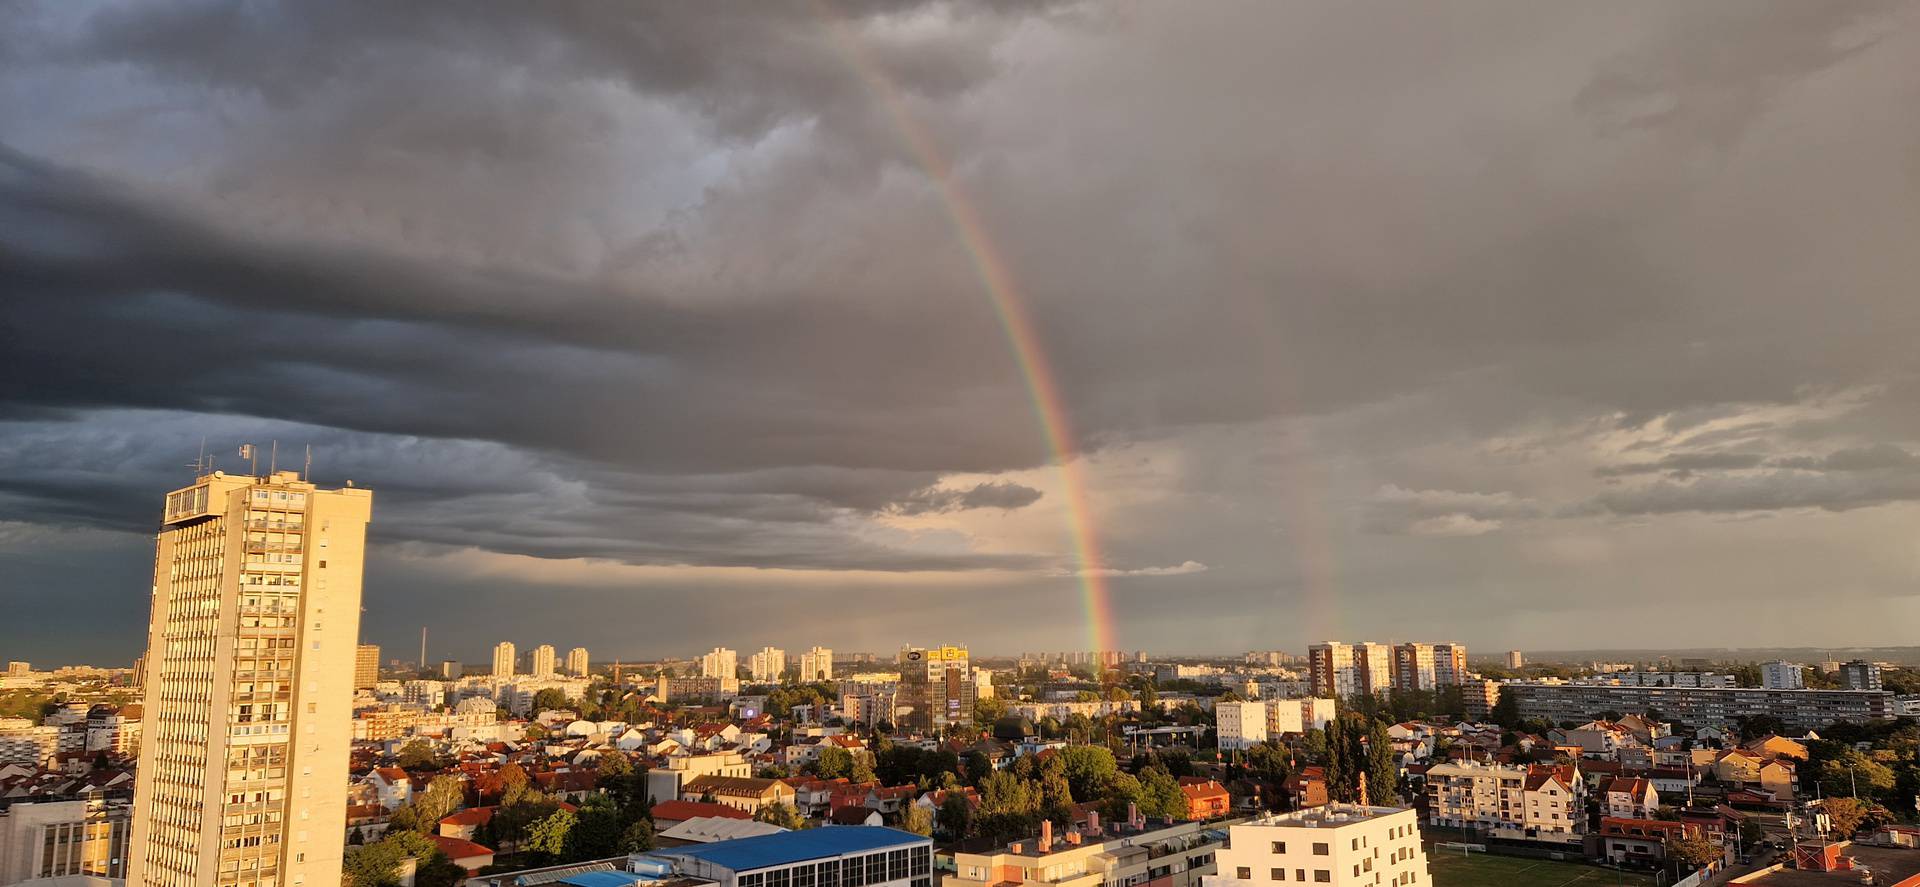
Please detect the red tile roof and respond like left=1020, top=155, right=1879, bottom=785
left=430, top=834, right=495, bottom=862
left=649, top=800, right=752, bottom=822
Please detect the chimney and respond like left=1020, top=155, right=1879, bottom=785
left=1087, top=810, right=1101, bottom=835
left=1066, top=831, right=1082, bottom=846
left=1128, top=802, right=1141, bottom=829
left=1041, top=819, right=1054, bottom=852
left=1009, top=842, right=1023, bottom=854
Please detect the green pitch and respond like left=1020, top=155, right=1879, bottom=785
left=1425, top=851, right=1658, bottom=887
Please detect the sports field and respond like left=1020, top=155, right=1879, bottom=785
left=1426, top=851, right=1658, bottom=887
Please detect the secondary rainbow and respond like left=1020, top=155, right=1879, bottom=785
left=815, top=3, right=1120, bottom=660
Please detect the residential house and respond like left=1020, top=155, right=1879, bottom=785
left=1603, top=778, right=1659, bottom=820
left=681, top=775, right=798, bottom=813
left=1179, top=779, right=1231, bottom=820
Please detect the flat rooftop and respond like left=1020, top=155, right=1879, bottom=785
left=650, top=826, right=925, bottom=872
left=1739, top=844, right=1920, bottom=886
left=1244, top=804, right=1411, bottom=828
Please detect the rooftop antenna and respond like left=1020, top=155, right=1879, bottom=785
left=239, top=444, right=258, bottom=477
left=303, top=444, right=313, bottom=481
left=269, top=440, right=278, bottom=476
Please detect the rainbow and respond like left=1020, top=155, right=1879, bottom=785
left=815, top=3, right=1119, bottom=661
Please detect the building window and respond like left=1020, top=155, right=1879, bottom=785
left=1312, top=844, right=1328, bottom=856
left=1313, top=872, right=1330, bottom=883
left=1237, top=868, right=1251, bottom=880
left=1271, top=841, right=1287, bottom=853
left=1270, top=868, right=1285, bottom=881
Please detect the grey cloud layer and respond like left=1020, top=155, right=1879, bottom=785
left=3, top=0, right=1920, bottom=659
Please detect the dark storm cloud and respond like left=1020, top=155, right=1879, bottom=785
left=885, top=481, right=1044, bottom=516
left=3, top=0, right=1920, bottom=660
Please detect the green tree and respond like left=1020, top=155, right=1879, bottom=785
left=815, top=746, right=855, bottom=779
left=937, top=792, right=973, bottom=838
left=1818, top=749, right=1896, bottom=799
left=408, top=775, right=467, bottom=831
left=570, top=795, right=625, bottom=859
left=1039, top=758, right=1074, bottom=825
left=1665, top=830, right=1722, bottom=871
left=620, top=817, right=656, bottom=853
left=755, top=801, right=806, bottom=830
left=851, top=754, right=878, bottom=785
left=1364, top=721, right=1397, bottom=805
left=963, top=751, right=993, bottom=786
left=1056, top=745, right=1119, bottom=801
left=532, top=687, right=573, bottom=713
left=343, top=832, right=444, bottom=887
left=901, top=803, right=934, bottom=836
left=977, top=770, right=1039, bottom=842
left=1137, top=765, right=1187, bottom=820
left=525, top=808, right=577, bottom=862
left=498, top=763, right=533, bottom=806
left=396, top=739, right=440, bottom=771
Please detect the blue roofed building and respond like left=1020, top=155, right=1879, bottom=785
left=643, top=826, right=933, bottom=887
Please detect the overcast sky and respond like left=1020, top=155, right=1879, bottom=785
left=4, top=1, right=1920, bottom=666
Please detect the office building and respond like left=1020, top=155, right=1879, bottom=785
left=1502, top=682, right=1890, bottom=732
left=493, top=641, right=517, bottom=678
left=1208, top=804, right=1429, bottom=887
left=799, top=647, right=833, bottom=683
left=354, top=644, right=380, bottom=689
left=531, top=644, right=557, bottom=678
left=1506, top=651, right=1525, bottom=670
left=897, top=645, right=973, bottom=733
left=440, top=659, right=462, bottom=679
left=749, top=646, right=787, bottom=684
left=702, top=647, right=739, bottom=680
left=0, top=794, right=133, bottom=883
left=1840, top=659, right=1883, bottom=691
left=1761, top=661, right=1805, bottom=690
left=566, top=647, right=589, bottom=676
left=128, top=469, right=373, bottom=887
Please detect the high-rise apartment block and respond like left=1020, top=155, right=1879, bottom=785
left=1391, top=642, right=1468, bottom=691
left=1308, top=642, right=1393, bottom=698
left=748, top=646, right=786, bottom=684
left=531, top=644, right=557, bottom=678
left=897, top=645, right=973, bottom=732
left=439, top=659, right=462, bottom=679
left=701, top=647, right=738, bottom=680
left=1840, top=659, right=1883, bottom=691
left=493, top=641, right=517, bottom=678
left=1506, top=650, right=1525, bottom=670
left=128, top=470, right=372, bottom=887
left=566, top=647, right=590, bottom=676
left=1761, top=661, right=1805, bottom=690
left=354, top=644, right=380, bottom=689
left=798, top=647, right=833, bottom=682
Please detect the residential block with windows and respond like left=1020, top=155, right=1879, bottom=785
left=1422, top=761, right=1585, bottom=844
left=1207, top=804, right=1428, bottom=887
left=648, top=825, right=933, bottom=887
left=128, top=470, right=373, bottom=887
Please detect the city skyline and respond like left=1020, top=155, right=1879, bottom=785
left=8, top=3, right=1920, bottom=663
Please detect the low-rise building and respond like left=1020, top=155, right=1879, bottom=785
left=950, top=817, right=1231, bottom=887
left=1207, top=805, right=1428, bottom=887
left=648, top=825, right=932, bottom=887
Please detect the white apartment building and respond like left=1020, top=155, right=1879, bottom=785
left=1422, top=761, right=1585, bottom=844
left=567, top=647, right=590, bottom=676
left=1208, top=805, right=1429, bottom=887
left=702, top=647, right=739, bottom=680
left=493, top=641, right=517, bottom=678
left=531, top=644, right=557, bottom=678
left=1760, top=661, right=1804, bottom=690
left=1216, top=698, right=1336, bottom=750
left=0, top=795, right=133, bottom=883
left=799, top=647, right=833, bottom=683
left=129, top=470, right=372, bottom=887
left=749, top=647, right=787, bottom=684
left=1309, top=643, right=1394, bottom=698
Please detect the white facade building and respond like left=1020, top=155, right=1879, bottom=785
left=1209, top=805, right=1429, bottom=887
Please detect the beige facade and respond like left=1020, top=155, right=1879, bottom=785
left=0, top=796, right=132, bottom=883
left=355, top=644, right=380, bottom=689
left=799, top=647, right=833, bottom=683
left=128, top=470, right=372, bottom=887
left=1209, top=805, right=1428, bottom=887
left=566, top=647, right=590, bottom=676
left=748, top=647, right=786, bottom=684
left=492, top=642, right=516, bottom=678
left=950, top=818, right=1232, bottom=887
left=531, top=644, right=557, bottom=678
left=1422, top=761, right=1585, bottom=844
